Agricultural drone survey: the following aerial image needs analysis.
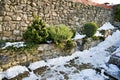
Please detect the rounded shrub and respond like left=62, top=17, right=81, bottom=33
left=48, top=25, right=73, bottom=44
left=83, top=22, right=98, bottom=37
left=23, top=16, right=48, bottom=43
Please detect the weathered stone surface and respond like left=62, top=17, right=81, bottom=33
left=105, top=46, right=118, bottom=53
left=3, top=31, right=12, bottom=37
left=20, top=22, right=28, bottom=27
left=38, top=44, right=54, bottom=51
left=3, top=71, right=29, bottom=80
left=0, top=43, right=76, bottom=71
left=33, top=66, right=48, bottom=75
left=113, top=21, right=120, bottom=28
left=4, top=16, right=11, bottom=21
left=20, top=0, right=27, bottom=3
left=22, top=15, right=27, bottom=21
left=13, top=30, right=20, bottom=35
left=16, top=37, right=23, bottom=41
left=0, top=0, right=113, bottom=41
left=6, top=12, right=13, bottom=16
left=77, top=38, right=102, bottom=51
left=0, top=25, right=2, bottom=32
left=0, top=17, right=3, bottom=21
left=109, top=51, right=120, bottom=67
left=0, top=55, right=9, bottom=65
left=2, top=37, right=9, bottom=40
left=16, top=16, right=21, bottom=21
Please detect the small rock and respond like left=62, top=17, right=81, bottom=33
left=16, top=16, right=21, bottom=21
left=33, top=66, right=48, bottom=75
left=0, top=17, right=3, bottom=21
left=13, top=30, right=20, bottom=36
left=105, top=46, right=118, bottom=53
left=4, top=16, right=11, bottom=21
left=0, top=25, right=2, bottom=32
left=109, top=51, right=120, bottom=67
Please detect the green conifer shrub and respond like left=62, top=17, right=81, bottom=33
left=23, top=16, right=48, bottom=43
left=48, top=25, right=73, bottom=44
left=83, top=22, right=98, bottom=37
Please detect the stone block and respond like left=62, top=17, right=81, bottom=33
left=22, top=15, right=27, bottom=21
left=20, top=0, right=27, bottom=3
left=16, top=37, right=23, bottom=41
left=0, top=11, right=6, bottom=16
left=20, top=22, right=28, bottom=27
left=13, top=30, right=20, bottom=36
left=0, top=17, right=3, bottom=21
left=3, top=31, right=12, bottom=37
left=109, top=51, right=120, bottom=67
left=0, top=25, right=2, bottom=32
left=16, top=16, right=21, bottom=21
left=6, top=12, right=13, bottom=16
left=2, top=37, right=9, bottom=40
left=4, top=16, right=11, bottom=21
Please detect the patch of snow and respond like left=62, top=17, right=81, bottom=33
left=29, top=61, right=47, bottom=70
left=115, top=52, right=120, bottom=57
left=98, top=22, right=115, bottom=30
left=104, top=64, right=120, bottom=79
left=72, top=32, right=86, bottom=40
left=101, top=69, right=109, bottom=79
left=95, top=31, right=103, bottom=37
left=29, top=56, right=74, bottom=70
left=69, top=69, right=105, bottom=80
left=23, top=72, right=41, bottom=80
left=2, top=42, right=25, bottom=49
left=107, top=64, right=120, bottom=72
left=3, top=66, right=28, bottom=79
left=0, top=72, right=4, bottom=80
left=96, top=30, right=120, bottom=50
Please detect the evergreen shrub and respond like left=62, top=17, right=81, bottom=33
left=48, top=25, right=73, bottom=44
left=23, top=16, right=48, bottom=43
left=83, top=22, right=98, bottom=37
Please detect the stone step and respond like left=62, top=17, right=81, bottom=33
left=109, top=51, right=120, bottom=67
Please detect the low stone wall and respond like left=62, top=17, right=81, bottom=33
left=0, top=44, right=75, bottom=72
left=0, top=0, right=112, bottom=41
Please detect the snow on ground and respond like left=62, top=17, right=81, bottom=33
left=69, top=69, right=105, bottom=80
left=23, top=72, right=41, bottom=80
left=0, top=23, right=120, bottom=80
left=0, top=72, right=3, bottom=80
left=2, top=42, right=25, bottom=49
left=95, top=31, right=103, bottom=37
left=24, top=30, right=120, bottom=80
left=98, top=22, right=115, bottom=30
left=115, top=52, right=120, bottom=56
left=1, top=66, right=28, bottom=79
left=72, top=32, right=86, bottom=40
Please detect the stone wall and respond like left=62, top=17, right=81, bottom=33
left=0, top=44, right=75, bottom=71
left=0, top=0, right=112, bottom=41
